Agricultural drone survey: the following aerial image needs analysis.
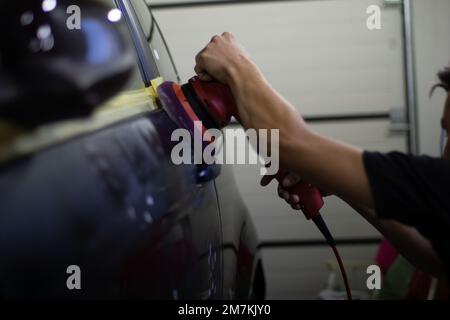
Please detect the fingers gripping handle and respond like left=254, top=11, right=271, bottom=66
left=275, top=170, right=324, bottom=220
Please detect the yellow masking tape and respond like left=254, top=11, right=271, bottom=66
left=0, top=78, right=165, bottom=162
left=150, top=77, right=164, bottom=97
left=144, top=76, right=164, bottom=99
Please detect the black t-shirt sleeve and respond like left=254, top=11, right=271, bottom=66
left=363, top=151, right=450, bottom=274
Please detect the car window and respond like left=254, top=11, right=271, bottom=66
left=149, top=17, right=180, bottom=83
left=129, top=0, right=152, bottom=38
left=99, top=1, right=156, bottom=111
left=110, top=1, right=143, bottom=91
left=130, top=0, right=180, bottom=82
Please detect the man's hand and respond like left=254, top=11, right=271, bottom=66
left=261, top=173, right=332, bottom=210
left=194, top=32, right=253, bottom=84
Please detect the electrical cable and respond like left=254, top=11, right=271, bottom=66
left=313, top=215, right=352, bottom=300
left=331, top=245, right=352, bottom=300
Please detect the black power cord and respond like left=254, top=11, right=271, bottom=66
left=313, top=215, right=352, bottom=300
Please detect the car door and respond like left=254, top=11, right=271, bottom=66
left=0, top=0, right=222, bottom=299
left=117, top=0, right=224, bottom=299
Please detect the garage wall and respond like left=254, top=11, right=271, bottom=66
left=412, top=0, right=450, bottom=157
left=151, top=0, right=408, bottom=298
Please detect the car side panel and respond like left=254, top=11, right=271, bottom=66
left=0, top=110, right=222, bottom=299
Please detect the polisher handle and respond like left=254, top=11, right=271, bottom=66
left=274, top=169, right=323, bottom=220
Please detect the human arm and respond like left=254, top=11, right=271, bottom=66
left=195, top=32, right=374, bottom=209
left=195, top=33, right=450, bottom=276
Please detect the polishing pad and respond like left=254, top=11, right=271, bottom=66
left=157, top=81, right=209, bottom=140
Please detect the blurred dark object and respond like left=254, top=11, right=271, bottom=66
left=0, top=0, right=263, bottom=299
left=0, top=0, right=135, bottom=127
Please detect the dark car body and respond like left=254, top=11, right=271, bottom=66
left=0, top=0, right=264, bottom=299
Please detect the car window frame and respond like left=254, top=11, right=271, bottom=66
left=147, top=10, right=181, bottom=83
left=115, top=0, right=159, bottom=86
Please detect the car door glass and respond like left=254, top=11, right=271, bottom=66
left=129, top=0, right=180, bottom=82
left=148, top=17, right=180, bottom=82
left=129, top=0, right=152, bottom=39
left=98, top=1, right=157, bottom=112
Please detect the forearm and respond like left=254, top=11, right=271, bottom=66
left=228, top=64, right=373, bottom=208
left=227, top=60, right=296, bottom=132
left=348, top=202, right=445, bottom=278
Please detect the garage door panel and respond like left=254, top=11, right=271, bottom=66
left=153, top=0, right=406, bottom=115
left=262, top=245, right=379, bottom=299
left=247, top=194, right=382, bottom=240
